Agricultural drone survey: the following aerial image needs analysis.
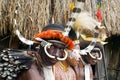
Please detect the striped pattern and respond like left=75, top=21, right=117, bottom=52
left=15, top=30, right=34, bottom=45
left=54, top=62, right=76, bottom=80
left=63, top=0, right=85, bottom=36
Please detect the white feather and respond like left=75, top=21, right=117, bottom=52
left=74, top=12, right=101, bottom=31
left=75, top=2, right=84, bottom=9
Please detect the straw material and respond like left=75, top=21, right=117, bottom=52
left=84, top=0, right=120, bottom=36
left=0, top=0, right=119, bottom=40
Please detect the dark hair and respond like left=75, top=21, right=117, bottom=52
left=41, top=24, right=65, bottom=31
left=42, top=24, right=77, bottom=41
left=68, top=28, right=77, bottom=40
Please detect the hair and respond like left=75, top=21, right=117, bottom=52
left=68, top=28, right=77, bottom=40
left=41, top=24, right=65, bottom=32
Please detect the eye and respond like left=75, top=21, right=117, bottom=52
left=52, top=43, right=66, bottom=49
left=91, top=50, right=100, bottom=53
left=50, top=45, right=55, bottom=49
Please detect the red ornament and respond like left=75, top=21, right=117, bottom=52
left=34, top=30, right=74, bottom=50
left=96, top=9, right=102, bottom=22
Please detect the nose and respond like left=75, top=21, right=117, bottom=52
left=54, top=49, right=62, bottom=58
left=73, top=50, right=80, bottom=61
left=92, top=53, right=99, bottom=58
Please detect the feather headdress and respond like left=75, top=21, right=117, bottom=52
left=74, top=12, right=107, bottom=41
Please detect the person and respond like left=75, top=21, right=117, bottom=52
left=73, top=38, right=103, bottom=80
left=72, top=11, right=107, bottom=80
left=0, top=24, right=75, bottom=80
left=53, top=28, right=79, bottom=80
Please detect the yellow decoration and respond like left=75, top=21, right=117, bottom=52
left=80, top=34, right=108, bottom=44
left=68, top=3, right=75, bottom=10
left=97, top=3, right=101, bottom=9
left=59, top=62, right=69, bottom=71
left=97, top=5, right=100, bottom=9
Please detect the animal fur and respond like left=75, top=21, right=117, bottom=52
left=74, top=12, right=107, bottom=41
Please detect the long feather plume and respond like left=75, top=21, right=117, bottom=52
left=74, top=12, right=101, bottom=32
left=74, top=11, right=107, bottom=41
left=63, top=0, right=86, bottom=36
left=63, top=0, right=102, bottom=55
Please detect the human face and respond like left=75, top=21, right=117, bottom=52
left=47, top=41, right=66, bottom=58
left=83, top=48, right=101, bottom=65
left=40, top=40, right=67, bottom=66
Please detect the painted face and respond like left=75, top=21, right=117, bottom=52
left=83, top=48, right=101, bottom=65
left=47, top=41, right=66, bottom=59
left=90, top=48, right=101, bottom=58
left=67, top=44, right=80, bottom=66
left=40, top=40, right=67, bottom=66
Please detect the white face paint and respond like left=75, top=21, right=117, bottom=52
left=70, top=48, right=80, bottom=61
left=67, top=44, right=81, bottom=66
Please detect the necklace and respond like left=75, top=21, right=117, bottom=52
left=59, top=61, right=69, bottom=71
left=59, top=61, right=69, bottom=80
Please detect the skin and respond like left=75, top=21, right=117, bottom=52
left=66, top=44, right=80, bottom=66
left=16, top=41, right=66, bottom=80
left=54, top=44, right=81, bottom=80
left=74, top=47, right=101, bottom=80
left=17, top=63, right=45, bottom=80
left=54, top=61, right=77, bottom=80
left=82, top=48, right=100, bottom=65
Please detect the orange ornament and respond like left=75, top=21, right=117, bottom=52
left=34, top=30, right=74, bottom=50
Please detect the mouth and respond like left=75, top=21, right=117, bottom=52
left=92, top=60, right=98, bottom=63
left=49, top=58, right=58, bottom=64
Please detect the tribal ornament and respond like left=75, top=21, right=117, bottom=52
left=0, top=49, right=35, bottom=80
left=63, top=0, right=100, bottom=56
left=34, top=30, right=74, bottom=50
left=63, top=0, right=85, bottom=36
left=35, top=38, right=68, bottom=61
